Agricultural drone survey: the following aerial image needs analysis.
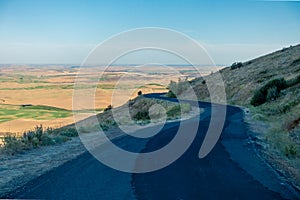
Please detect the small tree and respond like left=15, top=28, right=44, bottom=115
left=231, top=62, right=243, bottom=70
left=266, top=86, right=279, bottom=102
left=167, top=80, right=177, bottom=98
left=251, top=78, right=287, bottom=106
left=104, top=104, right=113, bottom=111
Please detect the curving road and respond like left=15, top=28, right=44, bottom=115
left=3, top=94, right=299, bottom=199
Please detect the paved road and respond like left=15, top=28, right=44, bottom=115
left=3, top=94, right=299, bottom=199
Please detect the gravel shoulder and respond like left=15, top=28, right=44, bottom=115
left=242, top=110, right=300, bottom=197
left=0, top=137, right=86, bottom=196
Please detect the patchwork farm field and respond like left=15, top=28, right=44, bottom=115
left=0, top=64, right=218, bottom=133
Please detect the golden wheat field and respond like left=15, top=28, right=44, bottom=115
left=0, top=64, right=218, bottom=133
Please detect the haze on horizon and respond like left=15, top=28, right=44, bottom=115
left=0, top=0, right=299, bottom=65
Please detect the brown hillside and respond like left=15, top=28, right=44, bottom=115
left=192, top=44, right=300, bottom=106
left=186, top=44, right=300, bottom=189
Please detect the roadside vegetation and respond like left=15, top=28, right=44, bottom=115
left=0, top=125, right=78, bottom=155
left=166, top=44, right=300, bottom=187
left=130, top=97, right=191, bottom=123
left=81, top=95, right=193, bottom=132
left=166, top=78, right=190, bottom=98
left=1, top=95, right=193, bottom=156
left=250, top=76, right=300, bottom=106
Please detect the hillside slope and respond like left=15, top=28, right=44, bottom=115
left=182, top=44, right=300, bottom=189
left=191, top=44, right=300, bottom=105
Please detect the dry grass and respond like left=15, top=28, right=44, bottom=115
left=0, top=125, right=78, bottom=155
left=178, top=44, right=300, bottom=188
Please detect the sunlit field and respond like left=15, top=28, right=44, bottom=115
left=0, top=65, right=219, bottom=133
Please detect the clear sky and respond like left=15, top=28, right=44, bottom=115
left=0, top=0, right=299, bottom=65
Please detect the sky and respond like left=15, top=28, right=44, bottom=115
left=0, top=0, right=299, bottom=65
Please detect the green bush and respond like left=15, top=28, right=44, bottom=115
left=230, top=62, right=243, bottom=70
left=166, top=91, right=176, bottom=98
left=100, top=120, right=116, bottom=131
left=100, top=123, right=109, bottom=131
left=181, top=103, right=191, bottom=113
left=284, top=144, right=298, bottom=158
left=251, top=78, right=287, bottom=106
left=59, top=127, right=78, bottom=137
left=167, top=105, right=181, bottom=118
left=166, top=104, right=191, bottom=118
left=266, top=128, right=299, bottom=158
left=40, top=134, right=55, bottom=146
left=53, top=135, right=70, bottom=144
left=133, top=111, right=150, bottom=121
left=266, top=86, right=279, bottom=102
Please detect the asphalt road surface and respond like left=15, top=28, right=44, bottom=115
left=3, top=94, right=299, bottom=199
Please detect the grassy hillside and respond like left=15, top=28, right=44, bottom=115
left=170, top=44, right=300, bottom=188
left=190, top=44, right=300, bottom=105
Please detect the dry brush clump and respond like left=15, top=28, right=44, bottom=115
left=0, top=125, right=78, bottom=155
left=129, top=97, right=191, bottom=124
left=78, top=96, right=192, bottom=131
left=252, top=85, right=300, bottom=158
left=266, top=126, right=299, bottom=158
left=166, top=78, right=190, bottom=98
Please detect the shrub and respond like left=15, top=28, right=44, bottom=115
left=104, top=105, right=113, bottom=111
left=230, top=62, right=243, bottom=70
left=167, top=80, right=177, bottom=98
left=53, top=135, right=70, bottom=144
left=251, top=78, right=287, bottom=106
left=34, top=125, right=43, bottom=141
left=266, top=86, right=279, bottom=102
left=166, top=103, right=191, bottom=118
left=166, top=91, right=176, bottom=98
left=133, top=111, right=150, bottom=121
left=266, top=127, right=299, bottom=158
left=100, top=123, right=109, bottom=131
left=60, top=127, right=78, bottom=137
left=1, top=125, right=78, bottom=155
left=167, top=78, right=190, bottom=98
left=284, top=144, right=298, bottom=158
left=167, top=105, right=181, bottom=118
left=181, top=103, right=191, bottom=113
left=40, top=134, right=55, bottom=146
left=1, top=135, right=29, bottom=155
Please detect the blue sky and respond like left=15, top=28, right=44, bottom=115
left=0, top=0, right=299, bottom=64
